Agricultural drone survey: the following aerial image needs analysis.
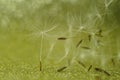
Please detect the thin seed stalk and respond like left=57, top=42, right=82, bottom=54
left=40, top=33, right=44, bottom=71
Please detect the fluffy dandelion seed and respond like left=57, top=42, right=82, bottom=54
left=57, top=66, right=67, bottom=72
left=37, top=25, right=58, bottom=71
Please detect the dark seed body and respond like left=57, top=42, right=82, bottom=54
left=40, top=61, right=42, bottom=71
left=88, top=35, right=91, bottom=41
left=94, top=67, right=110, bottom=76
left=103, top=71, right=111, bottom=76
left=58, top=37, right=67, bottom=40
left=77, top=60, right=86, bottom=68
left=81, top=46, right=90, bottom=49
left=88, top=65, right=92, bottom=71
left=76, top=40, right=83, bottom=48
left=94, top=68, right=103, bottom=72
left=57, top=67, right=67, bottom=72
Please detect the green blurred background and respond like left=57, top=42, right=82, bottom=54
left=0, top=0, right=120, bottom=68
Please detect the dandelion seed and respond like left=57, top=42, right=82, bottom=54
left=103, top=70, right=111, bottom=76
left=57, top=66, right=67, bottom=72
left=88, top=35, right=91, bottom=41
left=76, top=40, right=83, bottom=48
left=57, top=37, right=67, bottom=40
left=88, top=65, right=92, bottom=72
left=94, top=67, right=110, bottom=76
left=37, top=25, right=58, bottom=71
left=77, top=60, right=86, bottom=68
left=40, top=61, right=42, bottom=71
left=94, top=67, right=104, bottom=72
left=81, top=46, right=90, bottom=49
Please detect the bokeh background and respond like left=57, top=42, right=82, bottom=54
left=0, top=0, right=120, bottom=79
